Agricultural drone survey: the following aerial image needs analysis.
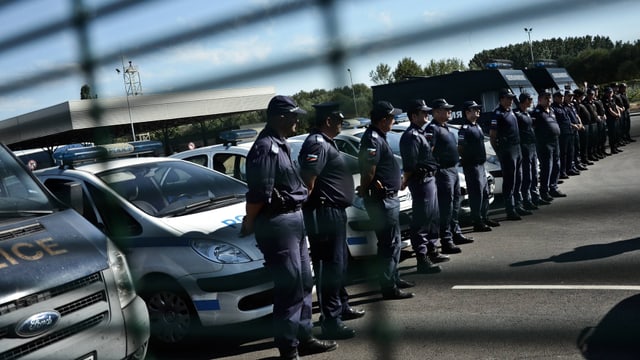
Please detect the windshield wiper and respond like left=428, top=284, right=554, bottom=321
left=160, top=193, right=245, bottom=217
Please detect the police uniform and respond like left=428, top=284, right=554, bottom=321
left=399, top=99, right=445, bottom=272
left=602, top=88, right=622, bottom=154
left=551, top=92, right=575, bottom=177
left=245, top=96, right=335, bottom=359
left=574, top=89, right=594, bottom=165
left=425, top=98, right=465, bottom=253
left=619, top=84, right=635, bottom=143
left=593, top=91, right=608, bottom=157
left=458, top=101, right=492, bottom=230
left=514, top=95, right=540, bottom=208
left=299, top=103, right=360, bottom=339
left=491, top=89, right=525, bottom=218
left=583, top=90, right=602, bottom=161
left=358, top=101, right=413, bottom=300
left=532, top=100, right=561, bottom=201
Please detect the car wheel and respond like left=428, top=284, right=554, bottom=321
left=142, top=288, right=197, bottom=345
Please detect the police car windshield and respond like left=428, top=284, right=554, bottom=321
left=0, top=145, right=54, bottom=216
left=97, top=160, right=248, bottom=217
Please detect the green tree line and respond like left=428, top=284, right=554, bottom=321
left=156, top=35, right=639, bottom=151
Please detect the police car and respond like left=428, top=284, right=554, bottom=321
left=336, top=126, right=498, bottom=215
left=171, top=130, right=413, bottom=258
left=35, top=141, right=273, bottom=345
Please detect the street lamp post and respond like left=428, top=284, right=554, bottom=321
left=524, top=28, right=534, bottom=66
left=347, top=68, right=358, bottom=117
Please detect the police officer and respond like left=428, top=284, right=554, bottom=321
left=552, top=90, right=577, bottom=179
left=514, top=92, right=547, bottom=208
left=591, top=85, right=608, bottom=157
left=243, top=95, right=336, bottom=360
left=426, top=98, right=473, bottom=254
left=458, top=100, right=499, bottom=231
left=358, top=100, right=415, bottom=300
left=490, top=88, right=530, bottom=220
left=619, top=83, right=635, bottom=143
left=603, top=87, right=622, bottom=154
left=399, top=99, right=447, bottom=271
left=532, top=91, right=562, bottom=202
left=573, top=89, right=595, bottom=166
left=299, top=102, right=364, bottom=340
left=584, top=88, right=604, bottom=160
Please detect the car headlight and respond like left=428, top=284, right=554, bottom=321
left=107, top=240, right=137, bottom=307
left=191, top=240, right=252, bottom=264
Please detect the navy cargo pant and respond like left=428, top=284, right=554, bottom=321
left=537, top=139, right=561, bottom=195
left=436, top=167, right=461, bottom=245
left=303, top=206, right=350, bottom=325
left=255, top=209, right=313, bottom=353
left=407, top=175, right=439, bottom=256
left=462, top=163, right=490, bottom=226
left=517, top=143, right=539, bottom=204
left=497, top=144, right=522, bottom=214
left=364, top=196, right=401, bottom=292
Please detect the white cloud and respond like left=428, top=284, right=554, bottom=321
left=374, top=11, right=394, bottom=31
left=169, top=37, right=272, bottom=66
left=290, top=35, right=321, bottom=55
left=0, top=96, right=38, bottom=115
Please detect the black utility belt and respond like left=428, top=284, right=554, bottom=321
left=266, top=205, right=301, bottom=217
left=364, top=188, right=397, bottom=199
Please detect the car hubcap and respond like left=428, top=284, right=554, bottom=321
left=146, top=291, right=192, bottom=343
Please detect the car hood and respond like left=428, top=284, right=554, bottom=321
left=0, top=210, right=109, bottom=304
left=158, top=201, right=263, bottom=260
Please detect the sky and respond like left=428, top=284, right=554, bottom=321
left=0, top=0, right=639, bottom=121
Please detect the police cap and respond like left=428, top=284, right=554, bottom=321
left=498, top=88, right=516, bottom=98
left=371, top=101, right=402, bottom=119
left=406, top=99, right=432, bottom=114
left=267, top=95, right=307, bottom=117
left=430, top=98, right=455, bottom=110
left=604, top=87, right=614, bottom=93
left=518, top=92, right=533, bottom=102
left=462, top=100, right=482, bottom=110
left=553, top=90, right=564, bottom=97
left=313, top=101, right=344, bottom=122
left=573, top=88, right=585, bottom=97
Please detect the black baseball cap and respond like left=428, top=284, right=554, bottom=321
left=267, top=95, right=307, bottom=117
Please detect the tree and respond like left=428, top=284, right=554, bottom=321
left=423, top=58, right=468, bottom=76
left=392, top=57, right=423, bottom=82
left=80, top=84, right=96, bottom=99
left=369, top=63, right=393, bottom=84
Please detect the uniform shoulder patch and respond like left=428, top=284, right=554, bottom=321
left=371, top=131, right=379, bottom=138
left=314, top=134, right=325, bottom=143
left=270, top=142, right=279, bottom=154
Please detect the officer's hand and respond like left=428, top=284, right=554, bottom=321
left=239, top=216, right=255, bottom=237
left=355, top=186, right=364, bottom=198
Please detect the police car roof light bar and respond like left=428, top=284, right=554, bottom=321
left=219, top=129, right=258, bottom=146
left=55, top=140, right=163, bottom=166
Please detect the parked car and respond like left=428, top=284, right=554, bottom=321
left=1, top=142, right=150, bottom=359
left=335, top=126, right=498, bottom=215
left=171, top=132, right=413, bottom=258
left=35, top=141, right=273, bottom=345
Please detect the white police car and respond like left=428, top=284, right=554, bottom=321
left=171, top=130, right=413, bottom=259
left=35, top=141, right=273, bottom=345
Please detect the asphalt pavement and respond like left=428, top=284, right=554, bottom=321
left=148, top=114, right=640, bottom=360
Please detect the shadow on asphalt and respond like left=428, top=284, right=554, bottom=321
left=578, top=293, right=640, bottom=359
left=510, top=236, right=640, bottom=267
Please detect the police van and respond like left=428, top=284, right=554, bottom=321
left=35, top=141, right=274, bottom=346
left=0, top=143, right=150, bottom=360
left=372, top=66, right=538, bottom=129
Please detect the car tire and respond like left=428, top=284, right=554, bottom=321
left=140, top=282, right=199, bottom=346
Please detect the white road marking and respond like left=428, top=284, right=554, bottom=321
left=452, top=285, right=640, bottom=290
